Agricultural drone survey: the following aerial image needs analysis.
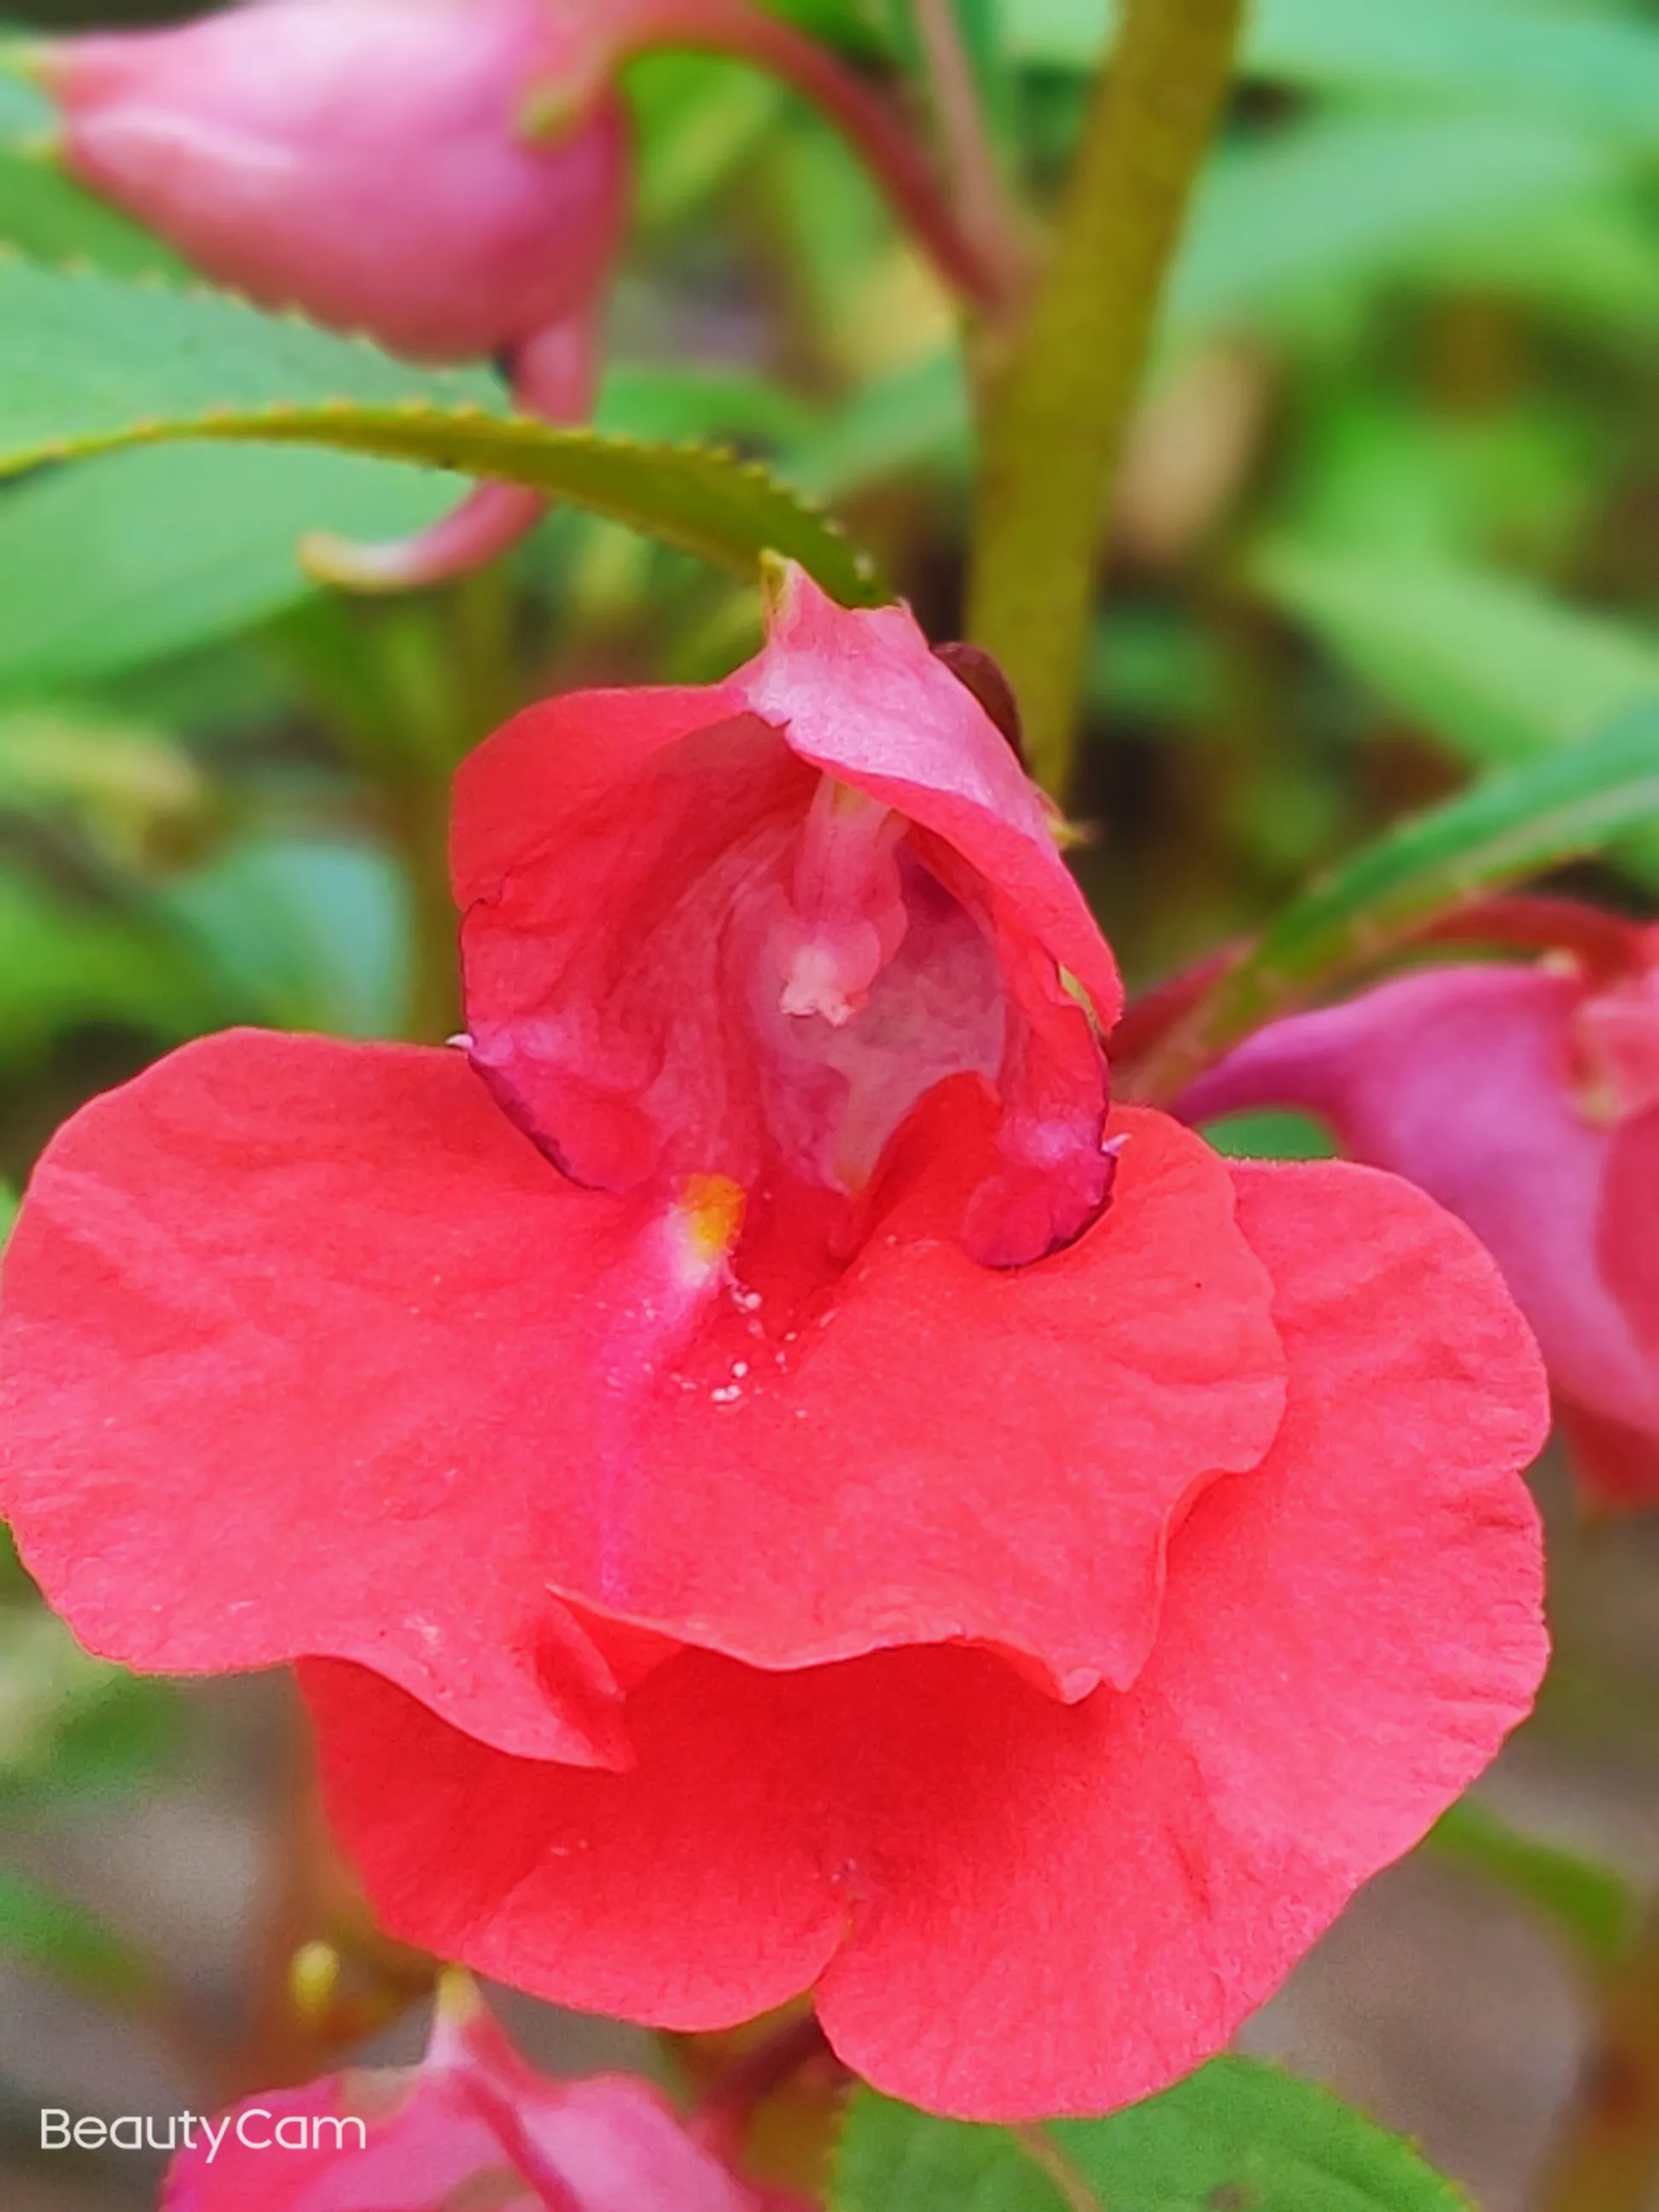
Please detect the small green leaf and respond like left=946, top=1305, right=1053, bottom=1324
left=833, top=2063, right=1469, bottom=2211
left=0, top=148, right=188, bottom=277
left=0, top=1865, right=158, bottom=2007
left=0, top=368, right=817, bottom=697
left=0, top=443, right=463, bottom=697
left=1253, top=542, right=1659, bottom=884
left=0, top=1180, right=15, bottom=1248
left=791, top=350, right=971, bottom=500
left=1201, top=1107, right=1338, bottom=1161
left=1429, top=1799, right=1636, bottom=1972
left=0, top=261, right=883, bottom=605
left=158, top=836, right=413, bottom=1041
left=1132, top=702, right=1659, bottom=1095
left=1003, top=0, right=1659, bottom=148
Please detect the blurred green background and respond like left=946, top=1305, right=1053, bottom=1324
left=0, top=0, right=1656, bottom=2203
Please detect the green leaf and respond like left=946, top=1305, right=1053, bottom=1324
left=1429, top=1799, right=1636, bottom=1971
left=1169, top=114, right=1612, bottom=334
left=0, top=52, right=48, bottom=139
left=0, top=444, right=463, bottom=697
left=1200, top=1106, right=1339, bottom=1160
left=834, top=2064, right=1468, bottom=2211
left=1133, top=701, right=1659, bottom=1090
left=0, top=148, right=187, bottom=277
left=158, top=836, right=413, bottom=1041
left=628, top=53, right=792, bottom=230
left=791, top=350, right=971, bottom=499
left=0, top=1865, right=159, bottom=2007
left=0, top=1180, right=15, bottom=1248
left=0, top=369, right=818, bottom=698
left=1254, top=542, right=1659, bottom=767
left=1004, top=0, right=1659, bottom=148
left=0, top=261, right=883, bottom=606
left=598, top=365, right=824, bottom=449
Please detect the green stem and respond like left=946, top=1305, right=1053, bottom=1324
left=1540, top=1906, right=1659, bottom=2212
left=965, top=0, right=1243, bottom=800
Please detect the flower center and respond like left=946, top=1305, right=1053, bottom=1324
left=772, top=777, right=909, bottom=1029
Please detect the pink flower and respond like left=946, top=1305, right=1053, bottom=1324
left=49, top=0, right=626, bottom=366
left=0, top=573, right=1548, bottom=2118
left=164, top=1973, right=806, bottom=2209
left=1179, top=921, right=1659, bottom=1504
left=42, top=0, right=625, bottom=585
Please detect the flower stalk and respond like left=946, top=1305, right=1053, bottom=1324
left=907, top=0, right=1029, bottom=313
left=606, top=0, right=1013, bottom=312
left=966, top=0, right=1245, bottom=800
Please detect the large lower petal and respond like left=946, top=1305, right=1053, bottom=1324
left=565, top=1099, right=1285, bottom=1698
left=308, top=1160, right=1547, bottom=2120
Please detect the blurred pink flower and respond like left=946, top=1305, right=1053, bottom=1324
left=163, top=1975, right=806, bottom=2209
left=1179, top=918, right=1659, bottom=1505
left=44, top=0, right=625, bottom=586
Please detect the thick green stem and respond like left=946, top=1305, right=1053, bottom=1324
left=1541, top=1906, right=1659, bottom=2212
left=965, top=0, right=1243, bottom=800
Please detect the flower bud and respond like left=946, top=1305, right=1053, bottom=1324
left=44, top=0, right=629, bottom=589
left=48, top=0, right=628, bottom=364
left=163, top=1971, right=808, bottom=2209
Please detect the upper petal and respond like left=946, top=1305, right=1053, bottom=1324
left=732, top=568, right=1121, bottom=1034
left=451, top=574, right=1120, bottom=1262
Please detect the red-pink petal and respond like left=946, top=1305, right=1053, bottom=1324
left=0, top=1031, right=649, bottom=1765
left=451, top=574, right=1119, bottom=1263
left=0, top=1048, right=1280, bottom=1737
left=1600, top=1106, right=1659, bottom=1364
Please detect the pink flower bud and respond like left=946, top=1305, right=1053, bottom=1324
left=44, top=0, right=630, bottom=588
left=48, top=0, right=628, bottom=364
left=163, top=1973, right=807, bottom=2209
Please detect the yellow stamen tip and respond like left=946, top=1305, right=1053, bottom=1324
left=680, top=1174, right=747, bottom=1266
left=289, top=1941, right=342, bottom=2025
